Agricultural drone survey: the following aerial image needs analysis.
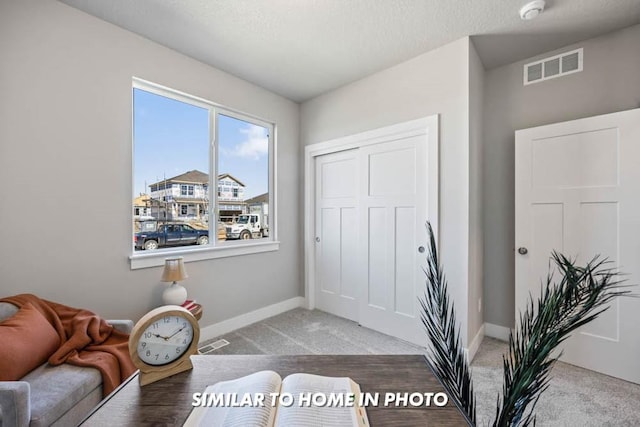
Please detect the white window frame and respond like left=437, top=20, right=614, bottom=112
left=180, top=185, right=194, bottom=196
left=130, top=78, right=278, bottom=269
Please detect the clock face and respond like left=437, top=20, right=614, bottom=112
left=136, top=314, right=194, bottom=366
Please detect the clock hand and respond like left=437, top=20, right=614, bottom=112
left=167, top=325, right=186, bottom=340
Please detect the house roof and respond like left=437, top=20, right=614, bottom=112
left=133, top=194, right=150, bottom=206
left=149, top=170, right=245, bottom=187
left=149, top=170, right=209, bottom=186
left=245, top=192, right=268, bottom=205
left=218, top=173, right=245, bottom=187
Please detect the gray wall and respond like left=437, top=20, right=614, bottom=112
left=468, top=41, right=484, bottom=342
left=302, top=38, right=478, bottom=345
left=0, top=0, right=301, bottom=323
left=482, top=24, right=640, bottom=328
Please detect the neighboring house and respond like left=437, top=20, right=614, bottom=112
left=149, top=170, right=210, bottom=220
left=133, top=194, right=152, bottom=218
left=147, top=170, right=245, bottom=221
left=245, top=192, right=268, bottom=217
left=217, top=173, right=246, bottom=222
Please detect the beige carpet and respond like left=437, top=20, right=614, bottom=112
left=200, top=308, right=640, bottom=426
left=472, top=337, right=640, bottom=426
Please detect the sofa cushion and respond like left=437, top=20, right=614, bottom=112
left=0, top=303, right=60, bottom=381
left=23, top=363, right=102, bottom=427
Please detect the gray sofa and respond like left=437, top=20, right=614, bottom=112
left=0, top=302, right=133, bottom=427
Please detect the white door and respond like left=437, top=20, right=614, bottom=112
left=313, top=130, right=433, bottom=345
left=515, top=108, right=640, bottom=384
left=314, top=150, right=359, bottom=321
left=357, top=136, right=429, bottom=345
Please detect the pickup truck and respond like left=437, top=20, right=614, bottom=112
left=134, top=223, right=209, bottom=250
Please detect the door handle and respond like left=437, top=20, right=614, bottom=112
left=518, top=247, right=528, bottom=255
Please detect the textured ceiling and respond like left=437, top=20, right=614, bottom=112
left=59, top=0, right=640, bottom=102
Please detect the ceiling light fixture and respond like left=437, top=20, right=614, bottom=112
left=520, top=0, right=546, bottom=20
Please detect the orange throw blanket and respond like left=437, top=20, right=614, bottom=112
left=0, top=294, right=136, bottom=396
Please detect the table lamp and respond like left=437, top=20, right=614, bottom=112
left=161, top=257, right=188, bottom=305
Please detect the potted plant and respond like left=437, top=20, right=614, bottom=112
left=420, top=222, right=630, bottom=426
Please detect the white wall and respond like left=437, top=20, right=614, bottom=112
left=302, top=38, right=478, bottom=345
left=482, top=24, right=640, bottom=328
left=0, top=0, right=301, bottom=323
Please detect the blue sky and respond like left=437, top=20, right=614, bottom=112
left=133, top=88, right=269, bottom=199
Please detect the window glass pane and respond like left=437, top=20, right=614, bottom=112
left=133, top=88, right=210, bottom=251
left=217, top=114, right=270, bottom=240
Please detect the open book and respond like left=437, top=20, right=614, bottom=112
left=183, top=370, right=370, bottom=427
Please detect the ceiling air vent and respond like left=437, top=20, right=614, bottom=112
left=524, top=48, right=583, bottom=85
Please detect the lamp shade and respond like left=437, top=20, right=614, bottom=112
left=161, top=257, right=188, bottom=283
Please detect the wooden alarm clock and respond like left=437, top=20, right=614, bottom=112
left=129, top=305, right=200, bottom=386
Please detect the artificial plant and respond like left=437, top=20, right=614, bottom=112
left=419, top=222, right=630, bottom=426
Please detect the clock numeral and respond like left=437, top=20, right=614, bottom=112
left=141, top=342, right=146, bottom=348
left=144, top=332, right=152, bottom=339
left=152, top=322, right=159, bottom=329
left=164, top=317, right=171, bottom=323
left=176, top=348, right=181, bottom=354
left=165, top=354, right=170, bottom=360
left=183, top=339, right=187, bottom=344
left=155, top=354, right=159, bottom=360
left=146, top=350, right=151, bottom=356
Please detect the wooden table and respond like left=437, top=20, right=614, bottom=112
left=81, top=355, right=471, bottom=426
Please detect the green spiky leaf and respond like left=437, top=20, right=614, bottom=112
left=492, top=253, right=631, bottom=426
left=420, top=222, right=476, bottom=424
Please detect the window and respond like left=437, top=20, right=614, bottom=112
left=132, top=79, right=276, bottom=268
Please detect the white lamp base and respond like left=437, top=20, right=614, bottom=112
left=163, top=282, right=187, bottom=305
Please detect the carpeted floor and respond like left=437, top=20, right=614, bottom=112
left=471, top=337, right=640, bottom=426
left=200, top=308, right=640, bottom=426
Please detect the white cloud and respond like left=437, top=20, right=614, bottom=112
left=223, top=124, right=268, bottom=160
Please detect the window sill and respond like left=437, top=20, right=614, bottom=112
left=129, top=240, right=280, bottom=269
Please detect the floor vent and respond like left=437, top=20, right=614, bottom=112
left=524, top=48, right=583, bottom=85
left=199, top=339, right=230, bottom=354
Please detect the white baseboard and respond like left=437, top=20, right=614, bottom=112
left=467, top=324, right=485, bottom=361
left=199, top=296, right=306, bottom=344
left=484, top=322, right=512, bottom=342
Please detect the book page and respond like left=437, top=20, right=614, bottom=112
left=274, top=373, right=368, bottom=427
left=183, top=370, right=281, bottom=427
